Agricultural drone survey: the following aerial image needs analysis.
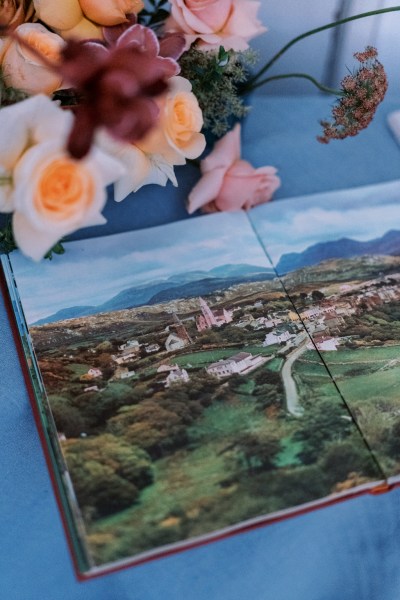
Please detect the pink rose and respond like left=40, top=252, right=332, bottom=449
left=187, top=124, right=280, bottom=214
left=165, top=0, right=266, bottom=51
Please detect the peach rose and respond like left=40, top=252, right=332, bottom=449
left=57, top=17, right=103, bottom=40
left=165, top=0, right=266, bottom=51
left=107, top=76, right=206, bottom=202
left=137, top=76, right=206, bottom=166
left=0, top=95, right=126, bottom=260
left=79, top=0, right=144, bottom=26
left=33, top=0, right=143, bottom=39
left=97, top=131, right=170, bottom=204
left=187, top=123, right=280, bottom=214
left=2, top=23, right=65, bottom=94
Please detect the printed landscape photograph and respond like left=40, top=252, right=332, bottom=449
left=8, top=210, right=381, bottom=569
left=252, top=181, right=400, bottom=479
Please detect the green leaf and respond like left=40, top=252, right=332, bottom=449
left=44, top=241, right=65, bottom=261
left=0, top=220, right=17, bottom=254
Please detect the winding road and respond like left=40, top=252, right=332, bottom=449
left=281, top=337, right=309, bottom=417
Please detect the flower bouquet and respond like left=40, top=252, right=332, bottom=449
left=0, top=0, right=397, bottom=260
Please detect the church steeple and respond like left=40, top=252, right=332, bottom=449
left=199, top=297, right=218, bottom=327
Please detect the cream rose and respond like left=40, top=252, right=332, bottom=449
left=2, top=23, right=65, bottom=94
left=0, top=95, right=126, bottom=260
left=106, top=76, right=206, bottom=203
left=12, top=142, right=123, bottom=259
left=137, top=76, right=206, bottom=167
left=165, top=0, right=266, bottom=51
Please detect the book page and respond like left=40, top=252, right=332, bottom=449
left=249, top=180, right=400, bottom=481
left=2, top=209, right=383, bottom=574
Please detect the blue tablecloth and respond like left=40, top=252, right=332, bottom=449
left=2, top=95, right=400, bottom=600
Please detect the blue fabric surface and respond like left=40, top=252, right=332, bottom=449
left=2, top=95, right=400, bottom=599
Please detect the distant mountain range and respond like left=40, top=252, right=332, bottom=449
left=276, top=230, right=400, bottom=274
left=33, top=263, right=274, bottom=325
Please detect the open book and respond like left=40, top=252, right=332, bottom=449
left=2, top=180, right=400, bottom=578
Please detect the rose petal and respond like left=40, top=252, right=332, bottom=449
left=187, top=168, right=226, bottom=213
left=185, top=0, right=231, bottom=31
left=33, top=0, right=83, bottom=31
left=88, top=146, right=127, bottom=189
left=12, top=210, right=64, bottom=261
left=225, top=0, right=267, bottom=42
left=202, top=123, right=241, bottom=173
left=159, top=33, right=186, bottom=60
left=0, top=95, right=70, bottom=171
left=58, top=17, right=104, bottom=40
left=117, top=23, right=159, bottom=55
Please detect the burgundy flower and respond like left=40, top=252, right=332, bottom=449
left=60, top=25, right=181, bottom=158
left=318, top=46, right=388, bottom=144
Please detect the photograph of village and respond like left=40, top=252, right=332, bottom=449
left=8, top=201, right=400, bottom=568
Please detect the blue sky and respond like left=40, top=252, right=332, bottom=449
left=251, top=180, right=400, bottom=264
left=9, top=211, right=269, bottom=324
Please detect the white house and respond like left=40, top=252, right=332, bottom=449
left=307, top=336, right=340, bottom=352
left=317, top=338, right=340, bottom=351
left=118, top=339, right=140, bottom=351
left=262, top=316, right=284, bottom=329
left=112, top=350, right=139, bottom=365
left=87, top=368, right=102, bottom=378
left=113, top=366, right=136, bottom=380
left=165, top=333, right=188, bottom=352
left=206, top=352, right=266, bottom=379
left=157, top=363, right=179, bottom=373
left=263, top=330, right=294, bottom=347
left=165, top=368, right=190, bottom=387
left=145, top=343, right=160, bottom=353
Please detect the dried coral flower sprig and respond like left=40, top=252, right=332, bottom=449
left=318, top=46, right=388, bottom=143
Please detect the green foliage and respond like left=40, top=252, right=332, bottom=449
left=71, top=382, right=138, bottom=428
left=49, top=394, right=89, bottom=438
left=233, top=432, right=281, bottom=473
left=0, top=71, right=29, bottom=107
left=44, top=241, right=65, bottom=260
left=63, top=434, right=153, bottom=518
left=320, top=440, right=379, bottom=486
left=386, top=418, right=400, bottom=458
left=294, top=399, right=353, bottom=464
left=52, top=88, right=82, bottom=107
left=311, top=289, right=325, bottom=301
left=0, top=219, right=17, bottom=254
left=138, top=0, right=170, bottom=28
left=263, top=466, right=328, bottom=507
left=108, top=400, right=188, bottom=457
left=179, top=46, right=257, bottom=137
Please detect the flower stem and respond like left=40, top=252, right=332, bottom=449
left=248, top=73, right=342, bottom=95
left=0, top=176, right=11, bottom=184
left=246, top=6, right=400, bottom=88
